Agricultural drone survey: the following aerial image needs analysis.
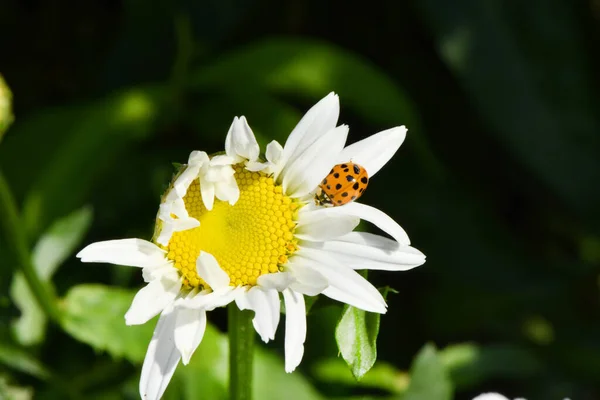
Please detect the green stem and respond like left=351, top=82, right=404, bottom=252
left=228, top=303, right=255, bottom=400
left=0, top=169, right=62, bottom=323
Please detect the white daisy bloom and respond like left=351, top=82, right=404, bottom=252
left=472, top=394, right=527, bottom=400
left=77, top=92, right=425, bottom=400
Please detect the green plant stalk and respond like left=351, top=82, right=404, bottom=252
left=0, top=169, right=62, bottom=323
left=228, top=303, right=255, bottom=400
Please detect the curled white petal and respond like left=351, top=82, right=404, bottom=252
left=471, top=394, right=512, bottom=400
left=156, top=196, right=200, bottom=246
left=225, top=116, right=260, bottom=163
left=173, top=151, right=209, bottom=198
left=196, top=251, right=230, bottom=290
left=236, top=287, right=280, bottom=343
left=140, top=306, right=180, bottom=400
left=174, top=308, right=207, bottom=365
left=338, top=126, right=407, bottom=177
left=198, top=157, right=239, bottom=210
left=76, top=239, right=166, bottom=268
left=246, top=140, right=284, bottom=173
left=283, top=289, right=306, bottom=373
left=200, top=179, right=216, bottom=211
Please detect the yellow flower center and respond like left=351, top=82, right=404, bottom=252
left=161, top=165, right=299, bottom=289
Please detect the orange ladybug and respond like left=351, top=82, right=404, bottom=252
left=316, top=162, right=369, bottom=206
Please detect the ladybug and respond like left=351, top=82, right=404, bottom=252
left=316, top=162, right=369, bottom=206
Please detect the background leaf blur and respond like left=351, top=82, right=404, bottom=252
left=0, top=0, right=599, bottom=399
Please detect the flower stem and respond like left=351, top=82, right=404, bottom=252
left=228, top=303, right=255, bottom=400
left=0, top=169, right=62, bottom=323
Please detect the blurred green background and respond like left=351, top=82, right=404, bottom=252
left=1, top=0, right=600, bottom=399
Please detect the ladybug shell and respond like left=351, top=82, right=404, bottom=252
left=319, top=162, right=369, bottom=206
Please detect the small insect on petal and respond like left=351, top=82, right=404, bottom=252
left=315, top=162, right=369, bottom=207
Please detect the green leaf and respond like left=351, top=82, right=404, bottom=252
left=254, top=348, right=324, bottom=400
left=403, top=344, right=452, bottom=400
left=11, top=207, right=93, bottom=345
left=0, top=376, right=33, bottom=400
left=312, top=358, right=408, bottom=394
left=0, top=86, right=165, bottom=238
left=0, top=334, right=50, bottom=379
left=60, top=284, right=155, bottom=362
left=192, top=38, right=417, bottom=128
left=0, top=74, right=13, bottom=144
left=335, top=303, right=381, bottom=380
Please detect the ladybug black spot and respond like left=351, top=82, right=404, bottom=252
left=346, top=175, right=354, bottom=182
left=333, top=173, right=340, bottom=178
left=335, top=183, right=342, bottom=190
left=343, top=168, right=349, bottom=173
left=327, top=185, right=331, bottom=190
left=329, top=169, right=334, bottom=174
left=359, top=188, right=364, bottom=193
left=353, top=164, right=361, bottom=174
left=341, top=164, right=347, bottom=168
left=351, top=195, right=356, bottom=200
left=322, top=178, right=327, bottom=184
left=352, top=182, right=359, bottom=190
left=360, top=177, right=368, bottom=184
left=337, top=200, right=342, bottom=204
left=341, top=192, right=348, bottom=197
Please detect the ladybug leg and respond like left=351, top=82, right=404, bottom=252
left=314, top=189, right=333, bottom=206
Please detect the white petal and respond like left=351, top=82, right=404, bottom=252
left=246, top=140, right=284, bottom=174
left=283, top=289, right=306, bottom=373
left=295, top=208, right=360, bottom=241
left=338, top=126, right=407, bottom=177
left=472, top=394, right=511, bottom=400
left=196, top=251, right=230, bottom=290
left=225, top=116, right=260, bottom=162
left=182, top=286, right=240, bottom=310
left=266, top=140, right=284, bottom=165
left=305, top=231, right=425, bottom=271
left=241, top=287, right=281, bottom=343
left=125, top=278, right=181, bottom=325
left=209, top=154, right=235, bottom=166
left=140, top=307, right=181, bottom=400
left=321, top=202, right=410, bottom=245
left=245, top=160, right=270, bottom=172
left=215, top=178, right=240, bottom=205
left=76, top=239, right=167, bottom=268
left=174, top=308, right=207, bottom=365
left=200, top=179, right=215, bottom=211
left=257, top=272, right=294, bottom=291
left=173, top=166, right=200, bottom=198
left=297, top=249, right=387, bottom=313
left=173, top=151, right=208, bottom=197
left=281, top=93, right=339, bottom=169
left=282, top=125, right=348, bottom=198
left=172, top=217, right=201, bottom=232
left=284, top=259, right=329, bottom=296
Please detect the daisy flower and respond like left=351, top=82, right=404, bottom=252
left=77, top=92, right=425, bottom=400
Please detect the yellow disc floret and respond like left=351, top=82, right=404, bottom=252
left=159, top=165, right=299, bottom=289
